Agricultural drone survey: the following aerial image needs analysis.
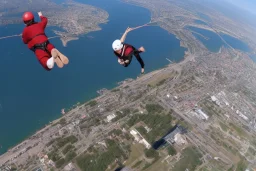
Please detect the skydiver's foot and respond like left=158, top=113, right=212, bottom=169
left=141, top=68, right=145, bottom=74
left=51, top=48, right=58, bottom=59
left=54, top=56, right=64, bottom=68
left=138, top=46, right=145, bottom=52
left=51, top=49, right=64, bottom=68
left=58, top=55, right=69, bottom=65
left=56, top=49, right=69, bottom=65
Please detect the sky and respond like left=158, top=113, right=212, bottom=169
left=199, top=0, right=256, bottom=28
left=225, top=0, right=256, bottom=15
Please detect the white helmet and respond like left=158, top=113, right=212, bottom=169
left=112, top=39, right=123, bottom=51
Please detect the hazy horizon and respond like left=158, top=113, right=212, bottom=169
left=224, top=0, right=256, bottom=15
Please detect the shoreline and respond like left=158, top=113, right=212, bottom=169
left=1, top=0, right=237, bottom=157
left=0, top=50, right=190, bottom=157
left=1, top=1, right=256, bottom=170
left=0, top=0, right=191, bottom=156
left=0, top=34, right=191, bottom=156
left=52, top=19, right=109, bottom=47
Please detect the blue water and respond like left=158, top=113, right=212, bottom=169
left=194, top=20, right=208, bottom=26
left=197, top=12, right=212, bottom=22
left=187, top=26, right=251, bottom=53
left=188, top=26, right=222, bottom=52
left=250, top=55, right=256, bottom=63
left=221, top=33, right=251, bottom=52
left=0, top=0, right=186, bottom=154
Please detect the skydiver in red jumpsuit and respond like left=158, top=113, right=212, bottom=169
left=22, top=11, right=69, bottom=71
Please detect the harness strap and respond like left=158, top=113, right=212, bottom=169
left=121, top=45, right=126, bottom=57
left=30, top=40, right=51, bottom=56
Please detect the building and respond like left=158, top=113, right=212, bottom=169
left=174, top=133, right=187, bottom=145
left=211, top=96, right=217, bottom=102
left=144, top=126, right=151, bottom=133
left=164, top=125, right=186, bottom=144
left=195, top=109, right=209, bottom=120
left=107, top=114, right=116, bottom=122
left=64, top=162, right=76, bottom=171
left=130, top=130, right=140, bottom=141
left=211, top=95, right=220, bottom=106
left=141, top=139, right=151, bottom=149
left=236, top=110, right=249, bottom=121
left=39, top=158, right=45, bottom=165
left=120, top=167, right=134, bottom=171
left=48, top=160, right=55, bottom=167
left=35, top=168, right=43, bottom=171
left=80, top=114, right=86, bottom=119
left=0, top=166, right=12, bottom=171
left=130, top=129, right=151, bottom=149
left=72, top=120, right=80, bottom=126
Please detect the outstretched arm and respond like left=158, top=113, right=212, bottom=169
left=22, top=32, right=28, bottom=44
left=38, top=11, right=48, bottom=29
left=120, top=27, right=133, bottom=43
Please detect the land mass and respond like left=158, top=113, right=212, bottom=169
left=0, top=0, right=109, bottom=46
left=1, top=0, right=256, bottom=171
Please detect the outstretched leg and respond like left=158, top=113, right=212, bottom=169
left=38, top=56, right=52, bottom=71
left=134, top=50, right=145, bottom=74
left=134, top=52, right=144, bottom=68
left=35, top=49, right=56, bottom=70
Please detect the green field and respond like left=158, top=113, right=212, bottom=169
left=76, top=139, right=127, bottom=171
left=127, top=105, right=173, bottom=144
left=219, top=122, right=228, bottom=132
left=144, top=158, right=168, bottom=171
left=126, top=143, right=145, bottom=166
left=229, top=123, right=248, bottom=138
left=236, top=158, right=248, bottom=171
left=172, top=147, right=202, bottom=171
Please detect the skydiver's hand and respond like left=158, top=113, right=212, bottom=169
left=38, top=11, right=43, bottom=17
left=125, top=27, right=133, bottom=33
left=138, top=46, right=145, bottom=52
left=141, top=68, right=145, bottom=74
left=118, top=59, right=124, bottom=65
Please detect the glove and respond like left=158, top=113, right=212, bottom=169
left=38, top=11, right=43, bottom=17
left=118, top=59, right=124, bottom=65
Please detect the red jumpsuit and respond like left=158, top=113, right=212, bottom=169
left=22, top=16, right=55, bottom=70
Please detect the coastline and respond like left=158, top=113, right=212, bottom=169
left=1, top=1, right=256, bottom=170
left=0, top=0, right=188, bottom=157
left=53, top=20, right=109, bottom=47
left=0, top=51, right=190, bottom=158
